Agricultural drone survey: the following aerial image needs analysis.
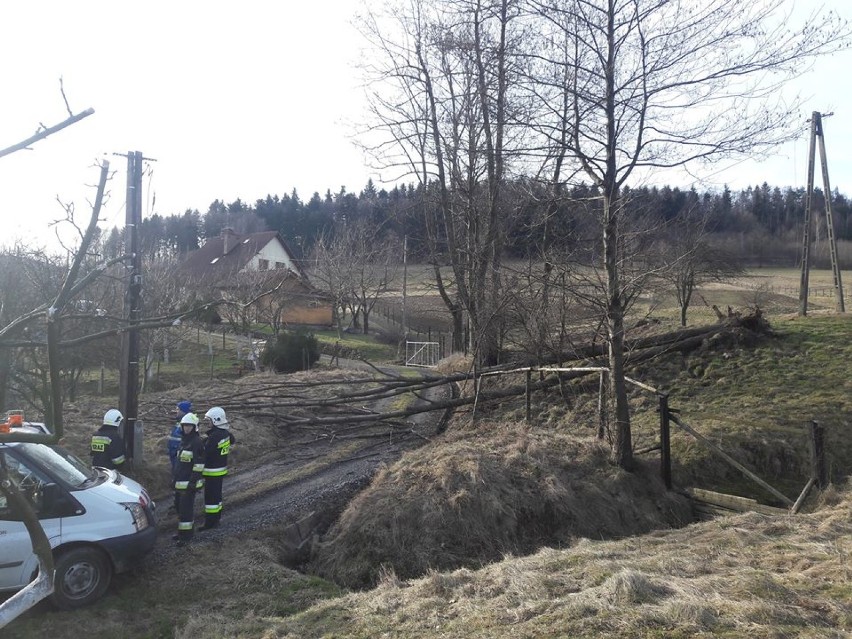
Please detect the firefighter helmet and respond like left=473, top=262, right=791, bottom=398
left=103, top=408, right=123, bottom=427
left=204, top=406, right=228, bottom=427
left=180, top=412, right=199, bottom=429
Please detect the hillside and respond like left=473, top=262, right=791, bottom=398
left=5, top=313, right=852, bottom=638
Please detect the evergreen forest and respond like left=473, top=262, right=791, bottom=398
left=100, top=180, right=852, bottom=269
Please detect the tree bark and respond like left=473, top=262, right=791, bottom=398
left=604, top=195, right=633, bottom=470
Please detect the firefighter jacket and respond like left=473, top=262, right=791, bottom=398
left=91, top=424, right=126, bottom=469
left=174, top=430, right=206, bottom=491
left=202, top=426, right=235, bottom=477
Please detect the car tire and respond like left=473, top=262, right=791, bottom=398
left=50, top=546, right=112, bottom=610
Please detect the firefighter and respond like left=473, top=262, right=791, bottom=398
left=173, top=412, right=205, bottom=546
left=199, top=406, right=236, bottom=531
left=169, top=400, right=192, bottom=473
left=91, top=409, right=126, bottom=470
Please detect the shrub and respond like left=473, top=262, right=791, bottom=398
left=261, top=330, right=320, bottom=373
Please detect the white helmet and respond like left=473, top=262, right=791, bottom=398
left=204, top=406, right=228, bottom=427
left=180, top=412, right=199, bottom=428
left=103, top=409, right=123, bottom=427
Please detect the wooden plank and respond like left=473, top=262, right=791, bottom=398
left=792, top=477, right=816, bottom=514
left=748, top=503, right=790, bottom=516
left=688, top=488, right=757, bottom=510
left=687, top=488, right=789, bottom=516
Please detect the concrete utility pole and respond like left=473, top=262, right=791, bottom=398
left=118, top=151, right=144, bottom=461
left=799, top=111, right=845, bottom=316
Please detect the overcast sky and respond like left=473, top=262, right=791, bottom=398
left=2, top=0, right=852, bottom=251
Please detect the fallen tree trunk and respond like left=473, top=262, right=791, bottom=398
left=178, top=315, right=768, bottom=439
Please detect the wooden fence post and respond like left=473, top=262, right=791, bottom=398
left=597, top=369, right=607, bottom=439
left=471, top=366, right=480, bottom=423
left=525, top=370, right=532, bottom=423
left=658, top=393, right=672, bottom=490
left=809, top=420, right=828, bottom=488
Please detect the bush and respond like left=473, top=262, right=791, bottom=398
left=261, top=330, right=320, bottom=373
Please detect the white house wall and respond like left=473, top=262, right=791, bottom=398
left=243, top=239, right=298, bottom=273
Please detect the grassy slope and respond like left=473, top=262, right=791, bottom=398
left=629, top=313, right=852, bottom=501
left=265, top=488, right=851, bottom=638
left=6, top=313, right=852, bottom=638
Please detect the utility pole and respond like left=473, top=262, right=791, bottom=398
left=402, top=235, right=408, bottom=337
left=799, top=112, right=844, bottom=315
left=117, top=151, right=144, bottom=462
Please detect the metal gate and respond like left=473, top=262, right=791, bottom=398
left=405, top=341, right=440, bottom=367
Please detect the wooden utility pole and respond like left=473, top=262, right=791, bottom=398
left=118, top=151, right=143, bottom=461
left=799, top=112, right=845, bottom=315
left=402, top=235, right=408, bottom=337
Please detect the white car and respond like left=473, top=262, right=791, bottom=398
left=0, top=425, right=157, bottom=609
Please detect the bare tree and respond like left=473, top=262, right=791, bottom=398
left=346, top=222, right=399, bottom=335
left=359, top=0, right=528, bottom=364
left=307, top=231, right=352, bottom=337
left=0, top=159, right=109, bottom=625
left=656, top=212, right=744, bottom=327
left=310, top=221, right=399, bottom=336
left=134, top=257, right=195, bottom=389
left=0, top=247, right=58, bottom=412
left=525, top=0, right=850, bottom=469
left=254, top=275, right=304, bottom=340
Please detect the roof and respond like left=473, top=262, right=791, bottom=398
left=179, top=230, right=306, bottom=283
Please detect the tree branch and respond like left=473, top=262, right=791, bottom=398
left=0, top=108, right=95, bottom=160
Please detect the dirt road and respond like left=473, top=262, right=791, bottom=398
left=150, top=363, right=451, bottom=565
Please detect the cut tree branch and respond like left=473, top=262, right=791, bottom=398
left=0, top=108, right=95, bottom=159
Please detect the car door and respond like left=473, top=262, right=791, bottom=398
left=0, top=448, right=62, bottom=591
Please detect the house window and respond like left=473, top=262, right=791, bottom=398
left=275, top=262, right=286, bottom=270
left=258, top=259, right=269, bottom=271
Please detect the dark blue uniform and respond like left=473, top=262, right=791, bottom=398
left=90, top=425, right=126, bottom=469
left=201, top=426, right=235, bottom=529
left=174, top=429, right=205, bottom=543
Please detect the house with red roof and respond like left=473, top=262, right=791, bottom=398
left=179, top=228, right=332, bottom=326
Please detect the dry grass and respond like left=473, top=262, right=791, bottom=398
left=263, top=481, right=852, bottom=638
left=308, top=423, right=693, bottom=589
left=433, top=352, right=474, bottom=376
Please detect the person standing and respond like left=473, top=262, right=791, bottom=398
left=169, top=401, right=192, bottom=473
left=173, top=412, right=205, bottom=546
left=91, top=409, right=126, bottom=470
left=199, top=406, right=236, bottom=531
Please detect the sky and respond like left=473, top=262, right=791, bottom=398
left=0, top=1, right=374, bottom=249
left=2, top=1, right=852, bottom=251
